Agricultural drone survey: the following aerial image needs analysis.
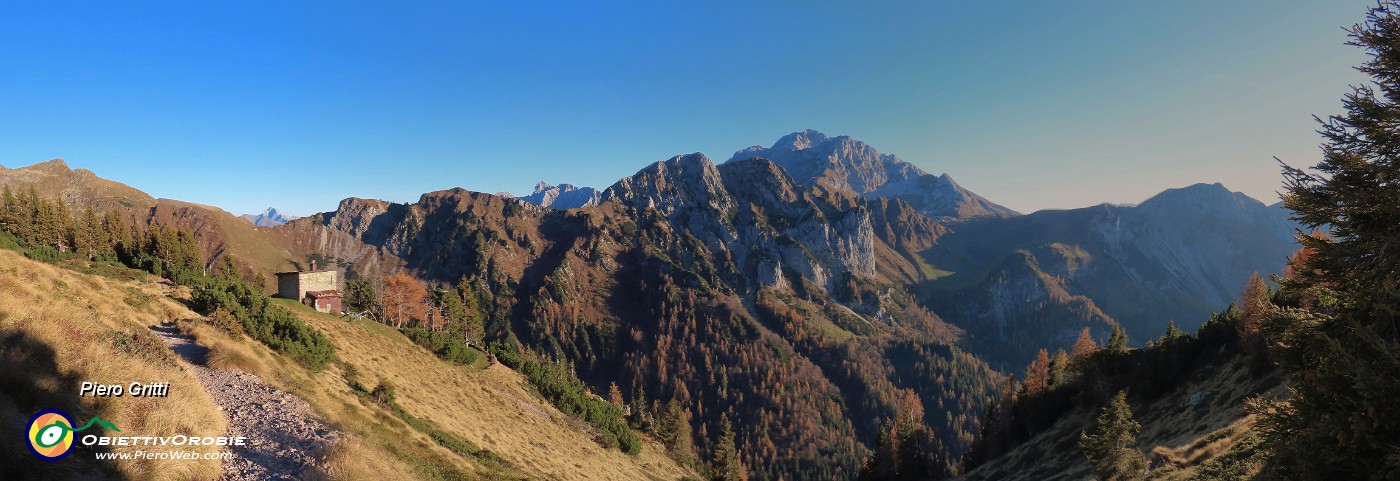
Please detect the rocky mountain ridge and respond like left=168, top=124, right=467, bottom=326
left=729, top=130, right=1017, bottom=220
left=517, top=181, right=601, bottom=209
left=240, top=207, right=297, bottom=227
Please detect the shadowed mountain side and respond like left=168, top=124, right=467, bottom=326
left=921, top=183, right=1299, bottom=348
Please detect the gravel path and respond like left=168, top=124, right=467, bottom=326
left=152, top=325, right=341, bottom=480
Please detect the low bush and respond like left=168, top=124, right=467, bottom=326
left=491, top=344, right=641, bottom=454
left=405, top=328, right=481, bottom=365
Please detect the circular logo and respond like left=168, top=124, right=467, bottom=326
left=27, top=409, right=76, bottom=461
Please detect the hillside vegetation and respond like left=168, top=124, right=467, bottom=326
left=0, top=248, right=225, bottom=481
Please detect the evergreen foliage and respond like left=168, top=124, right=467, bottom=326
left=1078, top=391, right=1146, bottom=481
left=489, top=345, right=642, bottom=455
left=189, top=272, right=336, bottom=370
left=710, top=414, right=746, bottom=481
left=1259, top=4, right=1400, bottom=478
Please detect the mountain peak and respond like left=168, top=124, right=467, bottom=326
left=27, top=158, right=70, bottom=172
left=726, top=131, right=1015, bottom=219
left=1140, top=183, right=1253, bottom=209
left=240, top=207, right=297, bottom=227
left=518, top=180, right=600, bottom=210
left=773, top=129, right=831, bottom=152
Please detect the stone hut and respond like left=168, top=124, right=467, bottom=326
left=274, top=260, right=343, bottom=314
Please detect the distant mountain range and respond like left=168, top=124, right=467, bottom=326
left=921, top=182, right=1298, bottom=368
left=240, top=207, right=297, bottom=227
left=515, top=182, right=601, bottom=209
left=0, top=131, right=1305, bottom=480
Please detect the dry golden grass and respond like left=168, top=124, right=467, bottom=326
left=957, top=357, right=1284, bottom=481
left=301, top=436, right=406, bottom=481
left=262, top=298, right=696, bottom=481
left=178, top=322, right=270, bottom=379
left=0, top=249, right=224, bottom=481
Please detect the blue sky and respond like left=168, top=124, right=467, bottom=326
left=0, top=1, right=1376, bottom=216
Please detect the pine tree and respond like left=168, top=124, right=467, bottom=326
left=1049, top=348, right=1069, bottom=388
left=1079, top=391, right=1146, bottom=481
left=1106, top=324, right=1129, bottom=354
left=454, top=276, right=484, bottom=345
left=345, top=278, right=378, bottom=315
left=78, top=207, right=99, bottom=259
left=656, top=400, right=694, bottom=463
left=0, top=185, right=16, bottom=229
left=1260, top=2, right=1400, bottom=478
left=710, top=414, right=746, bottom=481
left=1159, top=320, right=1184, bottom=346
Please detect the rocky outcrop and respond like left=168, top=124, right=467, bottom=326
left=518, top=182, right=601, bottom=209
left=728, top=130, right=1017, bottom=220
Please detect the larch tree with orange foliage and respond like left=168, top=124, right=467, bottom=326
left=1236, top=272, right=1271, bottom=341
left=381, top=272, right=429, bottom=328
left=1070, top=327, right=1100, bottom=361
left=1022, top=349, right=1052, bottom=398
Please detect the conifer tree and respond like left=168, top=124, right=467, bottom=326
left=1049, top=348, right=1070, bottom=388
left=1071, top=327, right=1100, bottom=361
left=1260, top=2, right=1400, bottom=478
left=656, top=400, right=694, bottom=463
left=1022, top=349, right=1051, bottom=397
left=1079, top=391, right=1146, bottom=481
left=1159, top=321, right=1184, bottom=345
left=1, top=186, right=16, bottom=228
left=710, top=414, right=746, bottom=481
left=1106, top=325, right=1129, bottom=354
left=454, top=276, right=485, bottom=345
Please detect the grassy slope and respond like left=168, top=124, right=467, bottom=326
left=957, top=357, right=1283, bottom=481
left=0, top=249, right=224, bottom=481
left=269, top=298, right=696, bottom=481
left=151, top=199, right=300, bottom=275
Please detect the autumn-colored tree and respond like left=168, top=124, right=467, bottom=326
left=381, top=272, right=429, bottom=328
left=1235, top=272, right=1271, bottom=340
left=1071, top=327, right=1100, bottom=361
left=608, top=381, right=625, bottom=407
left=858, top=390, right=948, bottom=481
left=1022, top=349, right=1051, bottom=398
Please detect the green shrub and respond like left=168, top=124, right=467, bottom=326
left=491, top=345, right=641, bottom=455
left=24, top=245, right=63, bottom=263
left=371, top=379, right=396, bottom=407
left=190, top=276, right=335, bottom=370
left=406, top=328, right=481, bottom=365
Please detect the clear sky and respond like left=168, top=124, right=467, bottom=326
left=0, top=1, right=1377, bottom=216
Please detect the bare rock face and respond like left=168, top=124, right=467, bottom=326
left=518, top=182, right=601, bottom=209
left=601, top=154, right=885, bottom=292
left=728, top=130, right=1017, bottom=220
